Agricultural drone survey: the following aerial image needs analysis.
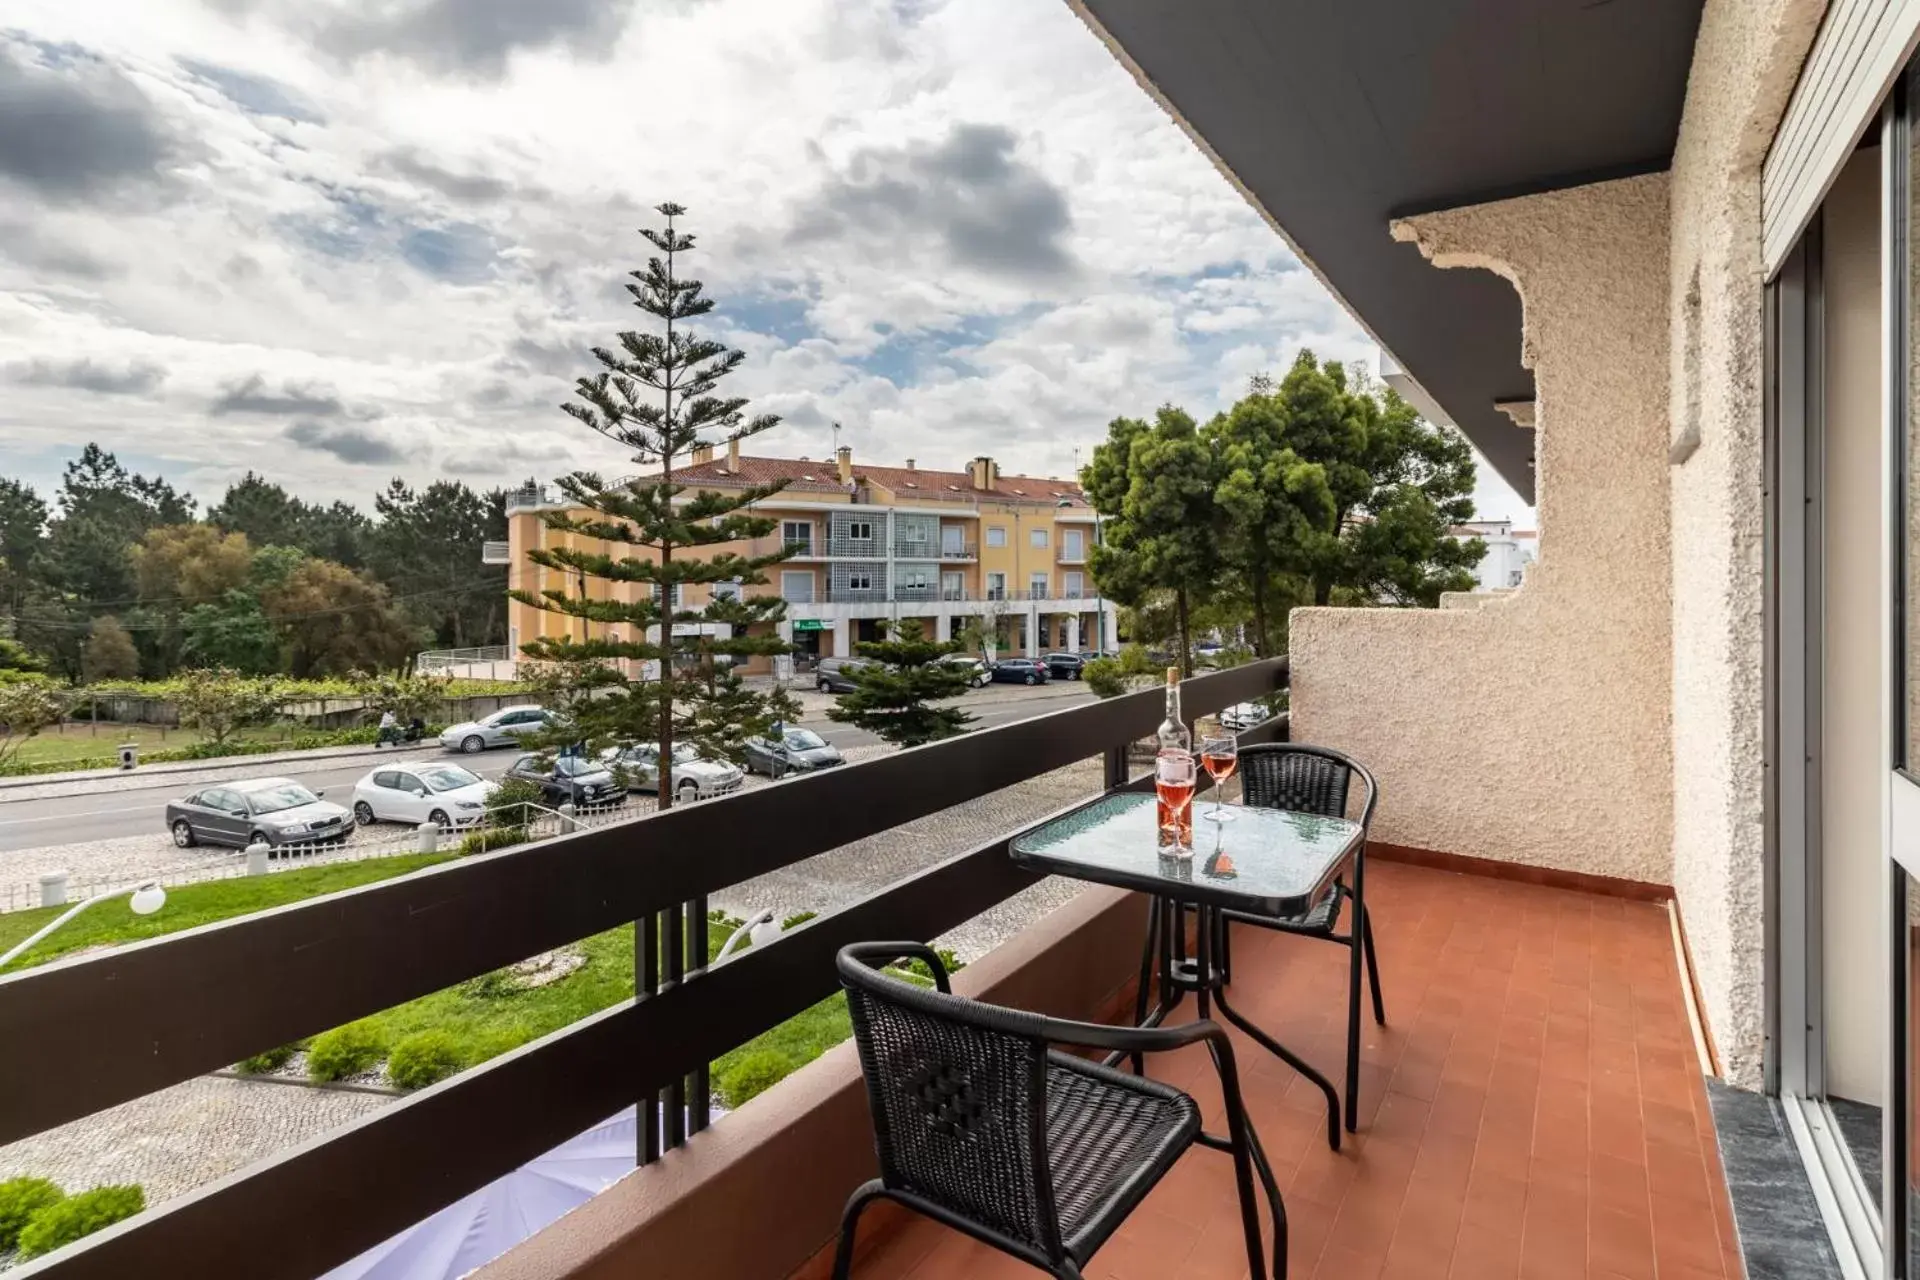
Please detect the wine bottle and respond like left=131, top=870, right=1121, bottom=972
left=1155, top=667, right=1193, bottom=848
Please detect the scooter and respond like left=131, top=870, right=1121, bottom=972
left=374, top=718, right=427, bottom=748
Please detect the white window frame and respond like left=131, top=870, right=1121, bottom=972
left=782, top=520, right=812, bottom=549
left=1029, top=572, right=1049, bottom=598
left=986, top=526, right=1007, bottom=548
left=849, top=571, right=873, bottom=591
left=1064, top=571, right=1084, bottom=598
left=848, top=520, right=874, bottom=541
left=780, top=571, right=813, bottom=602
left=1030, top=528, right=1049, bottom=548
left=986, top=571, right=1007, bottom=600
left=1063, top=529, right=1085, bottom=558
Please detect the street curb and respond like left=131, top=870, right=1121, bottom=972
left=0, top=680, right=1091, bottom=798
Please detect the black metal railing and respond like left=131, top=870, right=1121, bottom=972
left=0, top=659, right=1288, bottom=1280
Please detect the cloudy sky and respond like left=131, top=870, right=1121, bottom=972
left=0, top=0, right=1532, bottom=522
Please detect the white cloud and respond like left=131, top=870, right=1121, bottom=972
left=0, top=0, right=1524, bottom=521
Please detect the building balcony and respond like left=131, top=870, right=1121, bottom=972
left=825, top=539, right=886, bottom=559
left=1056, top=548, right=1089, bottom=565
left=0, top=658, right=1741, bottom=1280
left=938, top=543, right=978, bottom=561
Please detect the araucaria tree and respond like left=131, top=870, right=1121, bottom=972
left=827, top=619, right=975, bottom=747
left=512, top=203, right=797, bottom=808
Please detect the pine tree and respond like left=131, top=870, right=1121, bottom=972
left=827, top=619, right=976, bottom=747
left=512, top=203, right=797, bottom=807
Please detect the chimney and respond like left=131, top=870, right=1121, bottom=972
left=968, top=456, right=995, bottom=490
left=905, top=458, right=915, bottom=471
left=691, top=443, right=714, bottom=465
left=836, top=445, right=853, bottom=485
left=726, top=436, right=740, bottom=470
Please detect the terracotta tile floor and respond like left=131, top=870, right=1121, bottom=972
left=849, top=861, right=1745, bottom=1280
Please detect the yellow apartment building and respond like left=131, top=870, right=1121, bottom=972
left=497, top=443, right=1119, bottom=675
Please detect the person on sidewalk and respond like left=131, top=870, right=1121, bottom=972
left=376, top=709, right=399, bottom=748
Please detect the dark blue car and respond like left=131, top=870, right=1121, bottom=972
left=988, top=658, right=1052, bottom=686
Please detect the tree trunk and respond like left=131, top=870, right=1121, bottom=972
left=1175, top=588, right=1192, bottom=678
left=1313, top=576, right=1332, bottom=607
left=1249, top=572, right=1268, bottom=658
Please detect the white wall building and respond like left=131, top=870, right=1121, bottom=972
left=1450, top=519, right=1535, bottom=592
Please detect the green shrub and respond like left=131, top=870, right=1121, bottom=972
left=0, top=1177, right=64, bottom=1251
left=485, top=776, right=547, bottom=825
left=15, top=1185, right=143, bottom=1259
left=307, top=1021, right=386, bottom=1082
left=233, top=1043, right=298, bottom=1074
left=457, top=824, right=527, bottom=856
left=780, top=910, right=818, bottom=930
left=717, top=1050, right=794, bottom=1108
left=386, top=1031, right=464, bottom=1090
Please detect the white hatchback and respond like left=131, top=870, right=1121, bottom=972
left=350, top=762, right=498, bottom=829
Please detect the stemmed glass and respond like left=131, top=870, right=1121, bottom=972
left=1200, top=726, right=1239, bottom=823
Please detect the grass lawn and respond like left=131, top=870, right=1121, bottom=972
left=1, top=855, right=861, bottom=1103
left=0, top=855, right=455, bottom=974
left=9, top=722, right=214, bottom=768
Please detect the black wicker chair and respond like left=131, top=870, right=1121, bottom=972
left=1217, top=743, right=1382, bottom=1134
left=831, top=942, right=1286, bottom=1279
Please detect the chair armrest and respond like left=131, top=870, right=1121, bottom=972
left=836, top=940, right=952, bottom=993
left=1033, top=1012, right=1228, bottom=1057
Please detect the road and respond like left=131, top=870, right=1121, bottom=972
left=0, top=689, right=1097, bottom=854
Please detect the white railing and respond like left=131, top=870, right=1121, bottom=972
left=416, top=646, right=513, bottom=672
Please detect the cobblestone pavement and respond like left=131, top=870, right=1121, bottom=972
left=0, top=1075, right=395, bottom=1206
left=712, top=754, right=1105, bottom=961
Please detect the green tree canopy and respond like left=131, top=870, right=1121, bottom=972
left=170, top=668, right=282, bottom=747
left=1082, top=405, right=1223, bottom=674
left=207, top=473, right=370, bottom=568
left=180, top=589, right=280, bottom=675
left=265, top=560, right=419, bottom=677
left=827, top=619, right=975, bottom=747
left=1248, top=353, right=1482, bottom=610
left=369, top=479, right=507, bottom=649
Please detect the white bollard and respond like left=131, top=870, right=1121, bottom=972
left=246, top=841, right=271, bottom=876
left=416, top=821, right=440, bottom=854
left=558, top=802, right=578, bottom=834
left=38, top=871, right=68, bottom=908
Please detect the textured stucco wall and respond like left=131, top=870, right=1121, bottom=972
left=1291, top=173, right=1676, bottom=888
left=1664, top=0, right=1826, bottom=1089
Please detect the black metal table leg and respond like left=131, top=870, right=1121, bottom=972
left=1212, top=973, right=1342, bottom=1152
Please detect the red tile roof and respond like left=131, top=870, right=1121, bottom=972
left=673, top=455, right=1089, bottom=507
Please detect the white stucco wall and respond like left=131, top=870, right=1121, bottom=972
left=1664, top=0, right=1825, bottom=1089
left=1291, top=173, right=1676, bottom=889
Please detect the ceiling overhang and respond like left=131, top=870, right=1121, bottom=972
left=1069, top=0, right=1706, bottom=506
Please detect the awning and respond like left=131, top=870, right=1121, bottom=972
left=1069, top=0, right=1706, bottom=504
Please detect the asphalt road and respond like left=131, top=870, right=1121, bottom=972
left=0, top=688, right=1097, bottom=854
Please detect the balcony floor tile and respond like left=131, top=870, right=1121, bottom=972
left=846, top=861, right=1737, bottom=1280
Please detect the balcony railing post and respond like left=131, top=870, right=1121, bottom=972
left=685, top=897, right=711, bottom=1135
left=1104, top=744, right=1129, bottom=791
left=637, top=911, right=660, bottom=1165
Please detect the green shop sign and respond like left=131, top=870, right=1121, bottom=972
left=791, top=619, right=827, bottom=632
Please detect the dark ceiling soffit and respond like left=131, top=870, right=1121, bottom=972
left=1386, top=154, right=1676, bottom=223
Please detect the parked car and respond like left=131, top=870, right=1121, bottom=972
left=1221, top=701, right=1270, bottom=731
left=939, top=654, right=991, bottom=688
left=503, top=752, right=627, bottom=810
left=988, top=657, right=1052, bottom=686
left=350, top=762, right=497, bottom=829
left=742, top=727, right=846, bottom=776
left=1076, top=650, right=1118, bottom=664
left=1042, top=652, right=1086, bottom=680
left=167, top=777, right=355, bottom=850
left=814, top=658, right=871, bottom=693
left=600, top=741, right=744, bottom=803
left=439, top=705, right=559, bottom=754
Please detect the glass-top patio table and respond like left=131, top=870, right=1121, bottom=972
left=1011, top=789, right=1363, bottom=1150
